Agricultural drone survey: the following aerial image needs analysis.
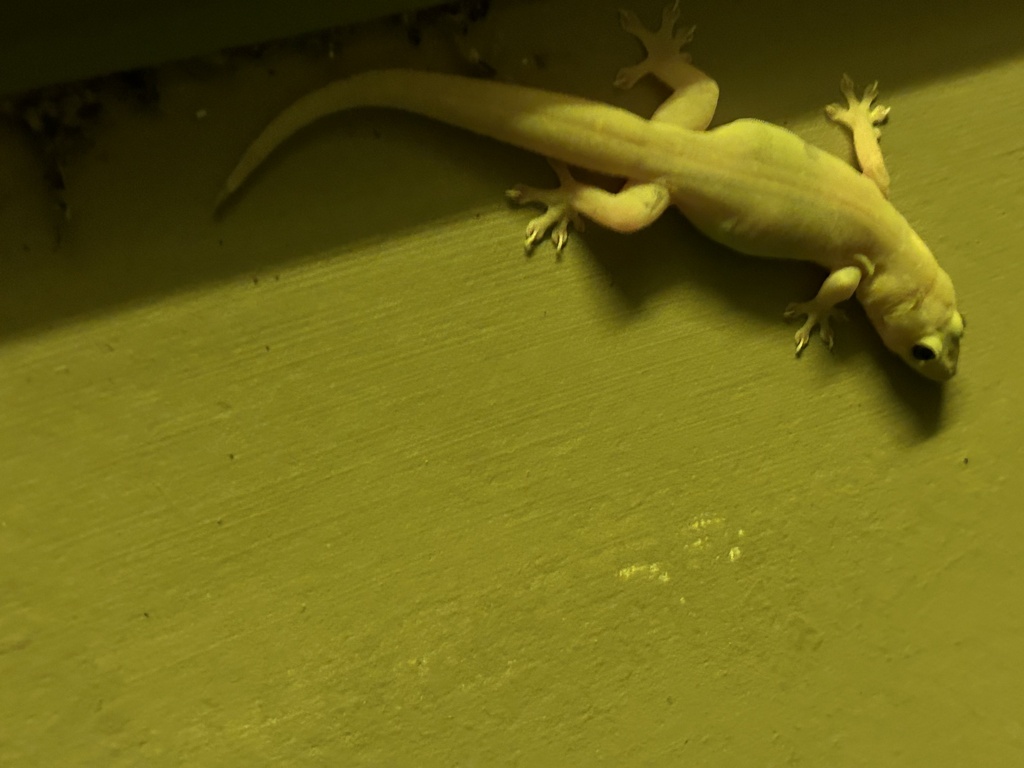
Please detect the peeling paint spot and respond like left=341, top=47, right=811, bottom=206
left=689, top=516, right=724, bottom=531
left=617, top=563, right=670, bottom=582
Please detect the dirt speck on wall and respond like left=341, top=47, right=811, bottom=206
left=1, top=1, right=1023, bottom=765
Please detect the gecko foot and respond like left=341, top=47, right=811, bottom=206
left=825, top=75, right=890, bottom=137
left=615, top=1, right=695, bottom=89
left=505, top=161, right=584, bottom=253
left=783, top=302, right=843, bottom=355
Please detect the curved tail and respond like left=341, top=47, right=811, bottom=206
left=215, top=68, right=669, bottom=209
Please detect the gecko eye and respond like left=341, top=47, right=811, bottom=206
left=911, top=344, right=937, bottom=361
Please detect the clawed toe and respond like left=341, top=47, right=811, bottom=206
left=785, top=302, right=838, bottom=355
left=505, top=185, right=537, bottom=206
left=661, top=0, right=682, bottom=27
left=520, top=205, right=582, bottom=253
left=613, top=63, right=646, bottom=90
left=618, top=8, right=646, bottom=36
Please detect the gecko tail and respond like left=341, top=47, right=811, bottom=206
left=215, top=76, right=374, bottom=210
left=216, top=68, right=665, bottom=210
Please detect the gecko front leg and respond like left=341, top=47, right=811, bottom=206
left=826, top=75, right=891, bottom=197
left=783, top=265, right=865, bottom=354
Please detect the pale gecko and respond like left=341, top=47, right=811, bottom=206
left=217, top=1, right=965, bottom=381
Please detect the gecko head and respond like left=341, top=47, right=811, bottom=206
left=872, top=267, right=965, bottom=382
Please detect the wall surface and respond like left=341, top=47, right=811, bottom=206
left=0, top=0, right=428, bottom=95
left=2, top=0, right=1023, bottom=765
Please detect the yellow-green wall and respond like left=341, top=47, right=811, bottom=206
left=2, top=1, right=1023, bottom=764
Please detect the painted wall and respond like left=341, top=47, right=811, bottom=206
left=2, top=0, right=1023, bottom=764
left=0, top=0, right=427, bottom=94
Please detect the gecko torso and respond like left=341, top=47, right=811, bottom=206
left=218, top=2, right=964, bottom=381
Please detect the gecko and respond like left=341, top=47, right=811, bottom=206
left=217, top=1, right=965, bottom=381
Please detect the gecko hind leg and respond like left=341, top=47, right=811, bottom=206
left=826, top=75, right=891, bottom=197
left=615, top=1, right=719, bottom=130
left=506, top=161, right=671, bottom=253
left=505, top=161, right=585, bottom=252
left=615, top=1, right=694, bottom=89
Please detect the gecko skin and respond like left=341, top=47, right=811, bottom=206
left=218, top=2, right=965, bottom=381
